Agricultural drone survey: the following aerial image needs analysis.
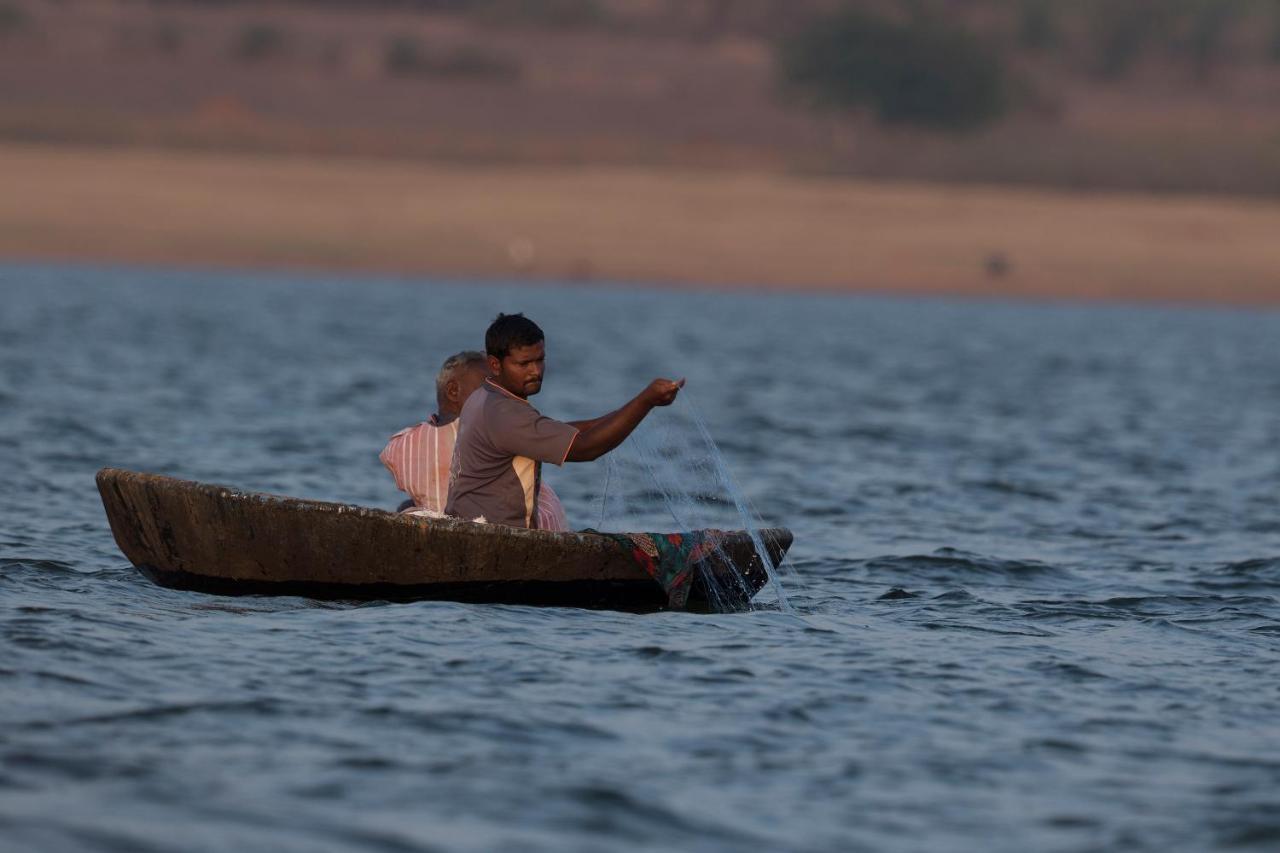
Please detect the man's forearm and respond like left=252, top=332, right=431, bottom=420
left=565, top=395, right=652, bottom=462
left=567, top=408, right=619, bottom=432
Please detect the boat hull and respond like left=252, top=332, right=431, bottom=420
left=96, top=468, right=793, bottom=612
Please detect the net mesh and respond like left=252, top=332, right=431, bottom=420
left=592, top=392, right=797, bottom=612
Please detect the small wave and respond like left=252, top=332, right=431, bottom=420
left=1217, top=824, right=1280, bottom=847
left=27, top=415, right=115, bottom=445
left=1020, top=594, right=1276, bottom=626
left=320, top=824, right=436, bottom=853
left=0, top=558, right=80, bottom=574
left=862, top=549, right=1064, bottom=582
left=332, top=755, right=402, bottom=771
left=932, top=589, right=977, bottom=602
left=924, top=621, right=1055, bottom=638
left=1030, top=660, right=1109, bottom=681
left=1192, top=558, right=1280, bottom=592
left=16, top=698, right=286, bottom=730
left=793, top=501, right=865, bottom=517
left=34, top=450, right=109, bottom=466
left=358, top=706, right=618, bottom=744
left=25, top=669, right=101, bottom=688
left=1142, top=517, right=1205, bottom=534
left=965, top=478, right=1060, bottom=502
left=629, top=645, right=713, bottom=664
left=1100, top=594, right=1214, bottom=611
left=1244, top=520, right=1280, bottom=534
left=553, top=783, right=766, bottom=846
left=1024, top=737, right=1088, bottom=755
left=1213, top=557, right=1280, bottom=576
left=836, top=424, right=900, bottom=443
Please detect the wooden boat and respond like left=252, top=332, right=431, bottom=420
left=96, top=468, right=793, bottom=613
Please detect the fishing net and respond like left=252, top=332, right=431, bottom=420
left=591, top=392, right=797, bottom=612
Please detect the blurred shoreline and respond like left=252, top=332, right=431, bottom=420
left=3, top=142, right=1280, bottom=306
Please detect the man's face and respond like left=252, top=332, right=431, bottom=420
left=489, top=341, right=545, bottom=399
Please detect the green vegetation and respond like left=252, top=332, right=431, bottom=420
left=385, top=36, right=519, bottom=81
left=1091, top=2, right=1162, bottom=79
left=0, top=1, right=28, bottom=35
left=468, top=0, right=604, bottom=29
left=319, top=37, right=345, bottom=71
left=234, top=23, right=286, bottom=61
left=1084, top=0, right=1256, bottom=82
left=1185, top=2, right=1237, bottom=80
left=1019, top=0, right=1059, bottom=51
left=106, top=1, right=1280, bottom=71
left=154, top=22, right=183, bottom=54
left=777, top=10, right=1009, bottom=131
left=1270, top=1, right=1280, bottom=62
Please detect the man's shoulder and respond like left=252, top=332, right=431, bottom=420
left=387, top=424, right=416, bottom=441
left=466, top=383, right=536, bottom=421
left=459, top=385, right=493, bottom=422
left=387, top=419, right=440, bottom=441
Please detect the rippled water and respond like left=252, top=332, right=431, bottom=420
left=3, top=263, right=1279, bottom=851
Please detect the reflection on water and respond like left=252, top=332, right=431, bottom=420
left=2, top=263, right=1280, bottom=851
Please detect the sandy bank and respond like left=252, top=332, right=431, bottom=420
left=3, top=143, right=1278, bottom=305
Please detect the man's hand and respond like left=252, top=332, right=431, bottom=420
left=565, top=378, right=687, bottom=462
left=643, top=378, right=685, bottom=408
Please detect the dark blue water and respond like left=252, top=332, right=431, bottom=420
left=3, top=263, right=1280, bottom=852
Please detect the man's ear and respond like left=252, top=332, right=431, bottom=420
left=487, top=355, right=502, bottom=376
left=446, top=379, right=461, bottom=403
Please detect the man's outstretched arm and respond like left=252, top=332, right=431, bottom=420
left=565, top=411, right=615, bottom=433
left=564, top=378, right=683, bottom=462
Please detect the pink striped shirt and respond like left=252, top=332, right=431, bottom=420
left=380, top=415, right=569, bottom=530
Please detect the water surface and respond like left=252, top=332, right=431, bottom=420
left=2, top=263, right=1279, bottom=851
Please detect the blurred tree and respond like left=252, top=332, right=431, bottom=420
left=385, top=36, right=519, bottom=80
left=1093, top=1, right=1154, bottom=79
left=1185, top=0, right=1240, bottom=81
left=155, top=22, right=184, bottom=54
left=1270, top=0, right=1280, bottom=62
left=777, top=10, right=1009, bottom=131
left=235, top=24, right=286, bottom=61
left=1019, top=0, right=1059, bottom=52
left=0, top=1, right=27, bottom=36
left=469, top=0, right=604, bottom=29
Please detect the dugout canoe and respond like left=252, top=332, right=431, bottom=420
left=95, top=468, right=792, bottom=613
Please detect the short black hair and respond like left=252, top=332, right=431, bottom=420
left=485, top=313, right=544, bottom=359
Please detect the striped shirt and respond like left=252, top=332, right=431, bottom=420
left=380, top=414, right=569, bottom=530
left=380, top=415, right=457, bottom=515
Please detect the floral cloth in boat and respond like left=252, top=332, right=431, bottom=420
left=594, top=529, right=728, bottom=608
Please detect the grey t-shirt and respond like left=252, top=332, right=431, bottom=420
left=445, top=380, right=579, bottom=529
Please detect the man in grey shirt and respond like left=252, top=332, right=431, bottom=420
left=446, top=313, right=683, bottom=529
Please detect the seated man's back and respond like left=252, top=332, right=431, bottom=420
left=380, top=415, right=459, bottom=514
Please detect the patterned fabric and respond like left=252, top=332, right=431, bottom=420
left=536, top=484, right=570, bottom=533
left=593, top=529, right=727, bottom=609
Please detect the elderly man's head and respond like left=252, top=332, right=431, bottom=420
left=436, top=350, right=489, bottom=419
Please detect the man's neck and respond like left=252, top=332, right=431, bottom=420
left=433, top=408, right=459, bottom=426
left=487, top=377, right=527, bottom=400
